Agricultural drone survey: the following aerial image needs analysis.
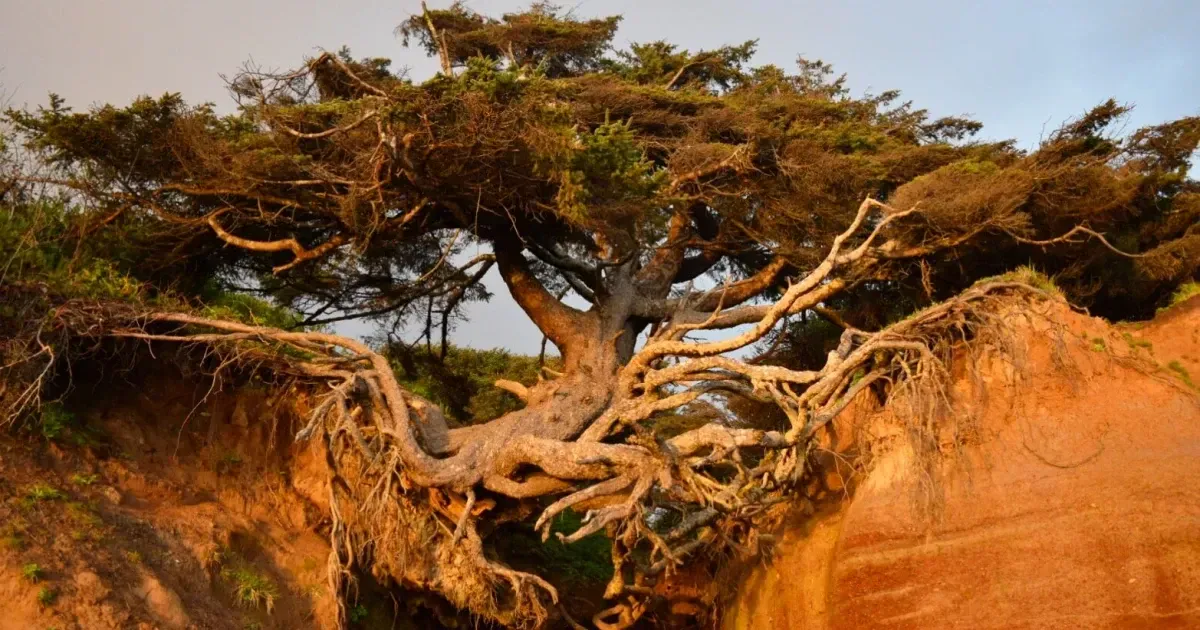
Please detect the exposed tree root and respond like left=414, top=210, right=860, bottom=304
left=0, top=197, right=1085, bottom=627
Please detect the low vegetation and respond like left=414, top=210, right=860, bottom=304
left=21, top=563, right=42, bottom=583
left=221, top=565, right=279, bottom=613
left=1168, top=361, right=1197, bottom=390
left=25, top=484, right=66, bottom=502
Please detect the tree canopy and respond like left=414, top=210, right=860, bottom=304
left=2, top=3, right=1198, bottom=628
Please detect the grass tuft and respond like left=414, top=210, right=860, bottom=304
left=978, top=265, right=1064, bottom=299
left=1167, top=282, right=1200, bottom=309
left=221, top=566, right=278, bottom=613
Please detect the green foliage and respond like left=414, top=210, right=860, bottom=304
left=1163, top=282, right=1200, bottom=312
left=2, top=531, right=24, bottom=550
left=36, top=587, right=57, bottom=606
left=35, top=402, right=101, bottom=447
left=70, top=473, right=99, bottom=486
left=1121, top=332, right=1153, bottom=351
left=1167, top=361, right=1197, bottom=390
left=66, top=501, right=104, bottom=529
left=25, top=484, right=66, bottom=502
left=499, top=510, right=613, bottom=588
left=976, top=266, right=1064, bottom=299
left=554, top=117, right=664, bottom=222
left=21, top=563, right=43, bottom=583
left=1091, top=337, right=1107, bottom=352
left=0, top=202, right=145, bottom=299
left=387, top=344, right=557, bottom=423
left=38, top=403, right=73, bottom=441
left=349, top=604, right=369, bottom=624
left=221, top=566, right=278, bottom=613
left=399, top=2, right=621, bottom=78
left=199, top=281, right=302, bottom=329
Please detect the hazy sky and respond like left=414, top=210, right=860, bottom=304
left=3, top=0, right=1197, bottom=353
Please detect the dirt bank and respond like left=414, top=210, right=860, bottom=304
left=726, top=297, right=1200, bottom=630
left=0, top=360, right=423, bottom=630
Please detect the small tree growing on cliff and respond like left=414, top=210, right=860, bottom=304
left=5, top=3, right=1199, bottom=627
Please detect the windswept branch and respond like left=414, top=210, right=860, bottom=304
left=206, top=212, right=350, bottom=274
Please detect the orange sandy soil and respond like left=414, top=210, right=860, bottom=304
left=726, top=297, right=1200, bottom=630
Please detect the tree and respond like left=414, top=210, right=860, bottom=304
left=5, top=3, right=1199, bottom=627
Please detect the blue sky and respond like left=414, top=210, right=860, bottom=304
left=3, top=0, right=1197, bottom=353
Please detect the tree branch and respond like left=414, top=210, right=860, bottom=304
left=206, top=212, right=349, bottom=274
left=494, top=242, right=589, bottom=353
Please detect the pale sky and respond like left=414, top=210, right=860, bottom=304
left=3, top=0, right=1197, bottom=353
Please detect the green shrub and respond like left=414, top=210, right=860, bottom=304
left=498, top=510, right=613, bottom=588
left=199, top=282, right=303, bottom=330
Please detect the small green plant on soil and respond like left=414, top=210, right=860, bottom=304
left=37, top=403, right=101, bottom=447
left=38, top=403, right=73, bottom=441
left=222, top=566, right=278, bottom=613
left=125, top=550, right=143, bottom=564
left=2, top=524, right=25, bottom=550
left=70, top=473, right=99, bottom=486
left=26, top=484, right=66, bottom=502
left=1121, top=332, right=1152, bottom=351
left=1167, top=361, right=1197, bottom=390
left=21, top=563, right=43, bottom=583
left=1091, top=337, right=1107, bottom=352
left=37, top=587, right=57, bottom=606
left=349, top=604, right=369, bottom=624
